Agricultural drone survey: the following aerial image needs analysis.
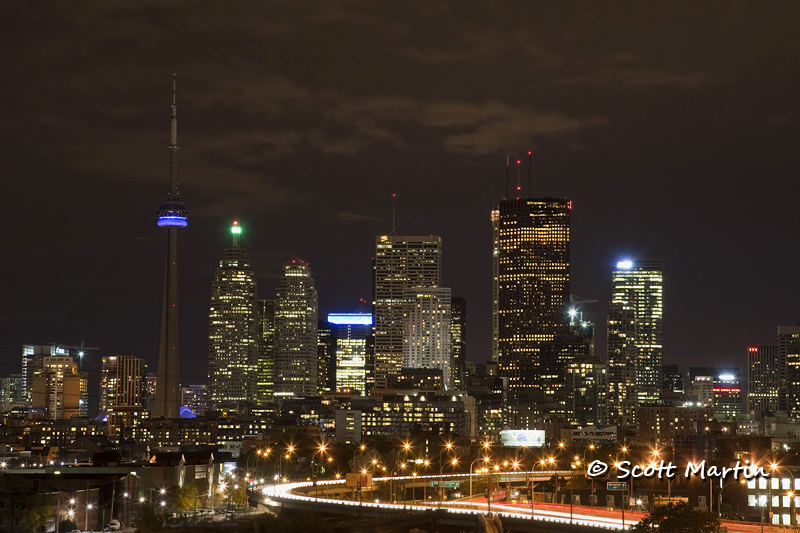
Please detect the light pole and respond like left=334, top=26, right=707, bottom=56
left=314, top=443, right=327, bottom=499
left=85, top=503, right=92, bottom=531
left=422, top=459, right=430, bottom=503
left=770, top=463, right=796, bottom=527
left=470, top=456, right=490, bottom=503
left=718, top=478, right=746, bottom=530
left=438, top=458, right=457, bottom=508
left=438, top=442, right=453, bottom=505
left=570, top=459, right=583, bottom=523
left=353, top=443, right=366, bottom=472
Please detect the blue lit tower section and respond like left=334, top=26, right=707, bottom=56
left=328, top=313, right=372, bottom=395
left=154, top=77, right=187, bottom=419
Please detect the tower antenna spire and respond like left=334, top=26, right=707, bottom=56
left=505, top=155, right=509, bottom=199
left=391, top=193, right=397, bottom=235
left=516, top=159, right=521, bottom=200
left=155, top=76, right=188, bottom=419
left=528, top=150, right=532, bottom=197
left=169, top=74, right=180, bottom=199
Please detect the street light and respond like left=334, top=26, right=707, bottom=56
left=770, top=463, right=796, bottom=527
left=719, top=478, right=746, bottom=529
left=353, top=443, right=366, bottom=472
left=470, top=456, right=491, bottom=503
left=438, top=458, right=457, bottom=508
left=437, top=442, right=453, bottom=505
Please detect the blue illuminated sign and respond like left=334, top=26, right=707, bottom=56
left=328, top=313, right=373, bottom=325
left=616, top=260, right=633, bottom=269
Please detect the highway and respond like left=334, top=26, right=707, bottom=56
left=260, top=472, right=786, bottom=533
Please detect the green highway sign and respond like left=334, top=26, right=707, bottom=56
left=430, top=481, right=460, bottom=488
left=607, top=482, right=626, bottom=491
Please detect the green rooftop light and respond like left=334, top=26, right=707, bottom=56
left=231, top=220, right=242, bottom=234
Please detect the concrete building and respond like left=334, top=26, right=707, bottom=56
left=403, top=287, right=452, bottom=388
left=373, top=235, right=442, bottom=389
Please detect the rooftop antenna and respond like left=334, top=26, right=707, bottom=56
left=391, top=193, right=397, bottom=235
left=505, top=155, right=509, bottom=199
left=516, top=159, right=521, bottom=200
left=231, top=220, right=241, bottom=247
left=528, top=150, right=532, bottom=197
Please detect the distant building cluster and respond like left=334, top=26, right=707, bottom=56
left=5, top=193, right=797, bottom=461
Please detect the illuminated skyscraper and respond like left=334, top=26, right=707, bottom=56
left=318, top=320, right=335, bottom=394
left=491, top=198, right=570, bottom=401
left=208, top=221, right=258, bottom=409
left=607, top=303, right=637, bottom=425
left=747, top=345, right=779, bottom=412
left=154, top=78, right=187, bottom=419
left=451, top=297, right=466, bottom=391
left=101, top=355, right=148, bottom=441
left=100, top=355, right=147, bottom=413
left=329, top=312, right=372, bottom=394
left=777, top=324, right=800, bottom=410
left=606, top=259, right=663, bottom=423
left=373, top=235, right=441, bottom=389
left=403, top=287, right=452, bottom=388
left=274, top=261, right=318, bottom=398
left=256, top=300, right=275, bottom=404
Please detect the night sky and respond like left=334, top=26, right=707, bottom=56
left=2, top=2, right=799, bottom=413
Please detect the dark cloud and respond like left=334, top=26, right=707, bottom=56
left=1, top=0, right=799, bottom=406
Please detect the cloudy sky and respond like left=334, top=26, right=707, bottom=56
left=1, top=1, right=798, bottom=409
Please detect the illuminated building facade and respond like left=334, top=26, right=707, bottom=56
left=492, top=198, right=570, bottom=402
left=208, top=221, right=258, bottom=409
left=747, top=345, right=779, bottom=412
left=403, top=287, right=452, bottom=388
left=274, top=260, right=318, bottom=398
left=256, top=299, right=275, bottom=404
left=318, top=320, right=335, bottom=394
left=451, top=297, right=466, bottom=391
left=607, top=303, right=637, bottom=425
left=662, top=364, right=684, bottom=393
left=373, top=235, right=441, bottom=389
left=607, top=259, right=663, bottom=422
left=0, top=374, right=25, bottom=412
left=688, top=366, right=741, bottom=421
left=356, top=393, right=469, bottom=438
left=22, top=344, right=70, bottom=406
left=329, top=312, right=372, bottom=395
left=182, top=384, right=208, bottom=416
left=636, top=404, right=714, bottom=447
left=30, top=356, right=87, bottom=420
left=100, top=355, right=147, bottom=412
left=777, top=324, right=800, bottom=411
left=565, top=355, right=607, bottom=426
left=100, top=355, right=148, bottom=441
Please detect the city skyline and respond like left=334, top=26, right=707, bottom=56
left=2, top=2, right=799, bottom=400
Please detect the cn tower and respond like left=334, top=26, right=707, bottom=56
left=154, top=77, right=187, bottom=418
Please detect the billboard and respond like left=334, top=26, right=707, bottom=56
left=345, top=472, right=373, bottom=489
left=500, top=429, right=545, bottom=447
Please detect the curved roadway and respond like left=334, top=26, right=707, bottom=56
left=260, top=471, right=787, bottom=533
